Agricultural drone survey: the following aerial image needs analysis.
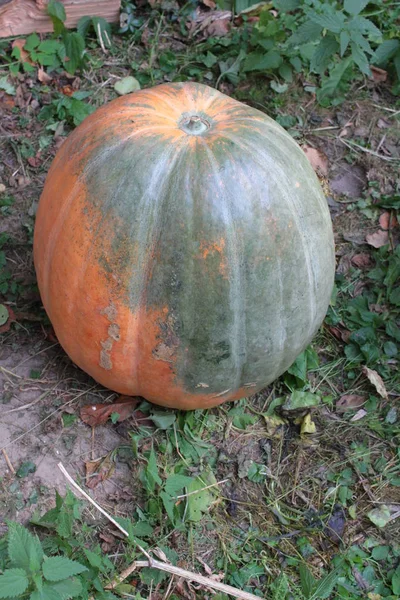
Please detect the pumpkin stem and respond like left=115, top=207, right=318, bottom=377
left=179, top=115, right=210, bottom=135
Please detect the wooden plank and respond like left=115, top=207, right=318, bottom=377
left=0, top=0, right=120, bottom=38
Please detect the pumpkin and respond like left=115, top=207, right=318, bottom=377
left=33, top=82, right=335, bottom=410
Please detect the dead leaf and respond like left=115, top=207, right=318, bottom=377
left=300, top=413, right=316, bottom=435
left=85, top=453, right=115, bottom=489
left=379, top=211, right=398, bottom=230
left=351, top=409, right=368, bottom=422
left=0, top=306, right=16, bottom=333
left=80, top=396, right=139, bottom=427
left=0, top=183, right=5, bottom=194
left=202, top=0, right=216, bottom=7
left=377, top=118, right=390, bottom=129
left=38, top=67, right=52, bottom=84
left=12, top=39, right=34, bottom=65
left=302, top=146, right=328, bottom=176
left=370, top=65, right=387, bottom=83
left=336, top=395, right=365, bottom=412
left=362, top=366, right=388, bottom=399
left=351, top=253, right=372, bottom=269
left=60, top=85, right=74, bottom=96
left=352, top=567, right=370, bottom=590
left=366, top=229, right=389, bottom=248
left=99, top=531, right=118, bottom=552
left=325, top=504, right=346, bottom=543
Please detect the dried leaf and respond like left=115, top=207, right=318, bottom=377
left=38, top=67, right=52, bottom=84
left=366, top=229, right=389, bottom=248
left=351, top=253, right=372, bottom=269
left=80, top=396, right=139, bottom=427
left=0, top=305, right=16, bottom=333
left=302, top=145, right=329, bottom=176
left=85, top=453, right=115, bottom=489
left=336, top=395, right=365, bottom=412
left=300, top=413, right=316, bottom=435
left=362, top=366, right=388, bottom=399
left=370, top=65, right=387, bottom=83
left=350, top=409, right=367, bottom=422
left=202, top=0, right=216, bottom=7
left=325, top=505, right=346, bottom=543
left=377, top=118, right=390, bottom=129
left=12, top=39, right=34, bottom=65
left=379, top=211, right=398, bottom=230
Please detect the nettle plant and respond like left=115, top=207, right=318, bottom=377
left=0, top=522, right=87, bottom=600
left=242, top=0, right=399, bottom=103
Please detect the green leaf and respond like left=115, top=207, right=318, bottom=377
left=160, top=491, right=177, bottom=525
left=16, top=461, right=36, bottom=478
left=63, top=32, right=85, bottom=74
left=55, top=510, right=73, bottom=538
left=367, top=505, right=391, bottom=528
left=350, top=42, right=370, bottom=74
left=51, top=578, right=82, bottom=600
left=186, top=469, right=217, bottom=522
left=392, top=565, right=400, bottom=595
left=299, top=564, right=315, bottom=597
left=0, top=304, right=9, bottom=326
left=164, top=474, right=193, bottom=496
left=42, top=557, right=87, bottom=582
left=371, top=545, right=390, bottom=560
left=0, top=569, right=29, bottom=598
left=92, top=17, right=112, bottom=48
left=384, top=341, right=397, bottom=357
left=340, top=31, right=350, bottom=56
left=83, top=548, right=102, bottom=568
left=283, top=391, right=320, bottom=412
left=150, top=412, right=176, bottom=430
left=24, top=33, right=40, bottom=52
left=270, top=81, right=288, bottom=93
left=373, top=39, right=400, bottom=65
left=130, top=521, right=154, bottom=537
left=386, top=320, right=400, bottom=341
left=77, top=16, right=92, bottom=39
left=0, top=76, right=15, bottom=95
left=38, top=40, right=61, bottom=54
left=344, top=0, right=369, bottom=15
left=243, top=50, right=282, bottom=72
left=273, top=0, right=300, bottom=10
left=317, top=56, right=353, bottom=100
left=114, top=76, right=141, bottom=95
left=30, top=586, right=63, bottom=600
left=47, top=0, right=66, bottom=22
left=144, top=446, right=162, bottom=492
left=8, top=522, right=43, bottom=573
left=288, top=21, right=322, bottom=45
left=310, top=35, right=339, bottom=74
left=311, top=563, right=342, bottom=599
left=310, top=9, right=346, bottom=34
left=202, top=52, right=217, bottom=68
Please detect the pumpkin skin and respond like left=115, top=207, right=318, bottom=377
left=34, top=82, right=335, bottom=410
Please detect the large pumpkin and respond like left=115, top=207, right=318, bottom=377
left=34, top=82, right=335, bottom=410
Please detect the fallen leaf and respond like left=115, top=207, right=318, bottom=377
left=366, top=229, right=389, bottom=248
left=12, top=39, right=34, bottom=65
left=302, top=145, right=328, bottom=176
left=325, top=504, right=346, bottom=543
left=336, top=395, right=365, bottom=412
left=377, top=118, right=390, bottom=129
left=38, top=67, right=52, bottom=84
left=370, top=65, right=387, bottom=83
left=202, top=0, right=216, bottom=7
left=0, top=305, right=16, bottom=333
left=0, top=183, right=6, bottom=193
left=350, top=409, right=367, bottom=422
left=362, top=366, right=388, bottom=399
left=99, top=531, right=117, bottom=552
left=300, top=413, right=316, bottom=435
left=80, top=396, right=139, bottom=427
left=368, top=505, right=391, bottom=528
left=351, top=253, right=372, bottom=269
left=85, top=453, right=115, bottom=489
left=379, top=211, right=398, bottom=230
left=114, top=76, right=141, bottom=95
left=352, top=567, right=370, bottom=590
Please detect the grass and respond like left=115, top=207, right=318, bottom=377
left=0, top=1, right=400, bottom=599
